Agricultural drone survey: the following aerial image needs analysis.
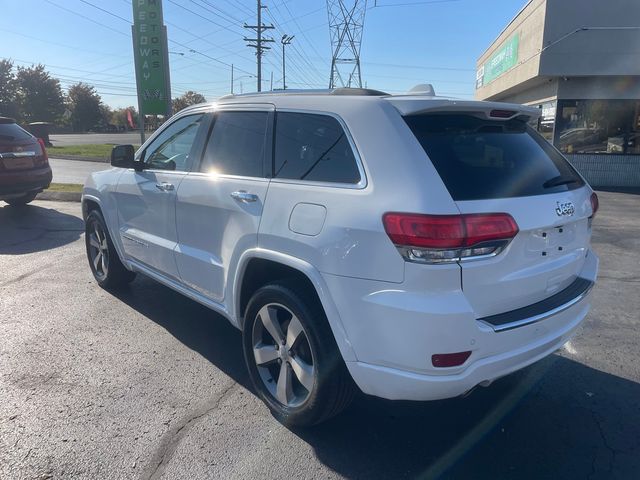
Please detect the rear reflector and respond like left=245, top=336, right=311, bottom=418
left=432, top=351, right=472, bottom=368
left=383, top=213, right=518, bottom=249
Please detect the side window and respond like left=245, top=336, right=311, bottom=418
left=200, top=111, right=268, bottom=177
left=143, top=114, right=204, bottom=171
left=274, top=112, right=361, bottom=184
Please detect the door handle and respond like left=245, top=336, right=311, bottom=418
left=230, top=190, right=258, bottom=203
left=155, top=182, right=175, bottom=192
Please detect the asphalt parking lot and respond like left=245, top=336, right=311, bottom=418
left=1, top=191, right=639, bottom=480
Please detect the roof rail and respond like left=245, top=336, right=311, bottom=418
left=220, top=87, right=389, bottom=100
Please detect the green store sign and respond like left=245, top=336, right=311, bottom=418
left=476, top=34, right=519, bottom=89
left=132, top=0, right=171, bottom=115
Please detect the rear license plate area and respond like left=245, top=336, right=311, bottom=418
left=3, top=157, right=35, bottom=170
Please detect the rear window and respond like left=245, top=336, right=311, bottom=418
left=404, top=114, right=584, bottom=201
left=0, top=122, right=33, bottom=141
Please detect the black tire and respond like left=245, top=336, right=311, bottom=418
left=85, top=209, right=136, bottom=289
left=5, top=192, right=37, bottom=206
left=242, top=281, right=356, bottom=427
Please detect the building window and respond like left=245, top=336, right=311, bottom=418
left=555, top=100, right=640, bottom=155
left=529, top=101, right=556, bottom=142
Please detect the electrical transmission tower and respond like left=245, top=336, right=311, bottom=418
left=326, top=0, right=368, bottom=88
left=244, top=0, right=274, bottom=92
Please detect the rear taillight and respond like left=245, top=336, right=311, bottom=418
left=383, top=212, right=518, bottom=264
left=588, top=192, right=599, bottom=228
left=35, top=138, right=49, bottom=166
left=590, top=192, right=599, bottom=218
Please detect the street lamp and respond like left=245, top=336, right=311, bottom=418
left=281, top=34, right=294, bottom=90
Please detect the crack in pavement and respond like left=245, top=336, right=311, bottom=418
left=143, top=381, right=239, bottom=480
left=588, top=410, right=616, bottom=479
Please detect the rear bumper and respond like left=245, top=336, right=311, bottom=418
left=0, top=167, right=52, bottom=198
left=346, top=295, right=589, bottom=400
left=324, top=249, right=598, bottom=401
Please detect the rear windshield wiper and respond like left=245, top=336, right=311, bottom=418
left=543, top=175, right=579, bottom=189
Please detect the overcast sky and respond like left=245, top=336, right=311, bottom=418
left=1, top=0, right=527, bottom=108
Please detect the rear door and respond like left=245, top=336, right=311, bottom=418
left=115, top=113, right=207, bottom=278
left=174, top=105, right=272, bottom=302
left=404, top=112, right=594, bottom=317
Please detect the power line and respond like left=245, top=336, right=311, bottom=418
left=264, top=6, right=327, bottom=84
left=262, top=9, right=322, bottom=87
left=76, top=0, right=255, bottom=77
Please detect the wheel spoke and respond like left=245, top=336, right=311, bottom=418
left=93, top=251, right=102, bottom=271
left=276, top=362, right=293, bottom=405
left=101, top=251, right=108, bottom=273
left=290, top=356, right=314, bottom=392
left=89, top=234, right=100, bottom=249
left=286, top=315, right=304, bottom=349
left=253, top=344, right=279, bottom=365
left=94, top=225, right=102, bottom=244
left=259, top=305, right=285, bottom=345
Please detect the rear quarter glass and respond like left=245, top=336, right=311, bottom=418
left=403, top=114, right=584, bottom=201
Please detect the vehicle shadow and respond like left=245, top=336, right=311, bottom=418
left=0, top=203, right=84, bottom=255
left=111, top=276, right=639, bottom=480
left=110, top=275, right=252, bottom=390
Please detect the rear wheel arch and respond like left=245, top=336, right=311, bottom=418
left=232, top=252, right=357, bottom=362
left=238, top=258, right=321, bottom=329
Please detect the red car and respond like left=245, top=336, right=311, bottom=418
left=0, top=117, right=52, bottom=206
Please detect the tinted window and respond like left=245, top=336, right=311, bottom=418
left=200, top=111, right=268, bottom=177
left=556, top=99, right=640, bottom=155
left=0, top=122, right=33, bottom=141
left=274, top=112, right=360, bottom=184
left=404, top=114, right=584, bottom=201
left=144, top=114, right=204, bottom=171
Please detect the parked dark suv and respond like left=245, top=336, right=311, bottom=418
left=0, top=117, right=52, bottom=206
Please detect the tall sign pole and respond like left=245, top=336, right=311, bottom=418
left=132, top=0, right=171, bottom=144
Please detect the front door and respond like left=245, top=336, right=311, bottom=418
left=175, top=106, right=273, bottom=302
left=115, top=113, right=207, bottom=278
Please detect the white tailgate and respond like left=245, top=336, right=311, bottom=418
left=456, top=186, right=593, bottom=318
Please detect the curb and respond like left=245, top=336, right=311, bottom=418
left=36, top=191, right=82, bottom=202
left=50, top=154, right=109, bottom=163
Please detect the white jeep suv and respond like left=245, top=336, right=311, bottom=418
left=82, top=88, right=599, bottom=426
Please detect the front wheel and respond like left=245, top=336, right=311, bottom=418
left=85, top=210, right=136, bottom=289
left=242, top=282, right=355, bottom=427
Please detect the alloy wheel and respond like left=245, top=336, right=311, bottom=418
left=252, top=303, right=315, bottom=407
left=88, top=220, right=109, bottom=280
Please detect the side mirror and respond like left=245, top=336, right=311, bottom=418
left=111, top=144, right=136, bottom=168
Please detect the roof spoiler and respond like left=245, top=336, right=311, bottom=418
left=386, top=98, right=541, bottom=121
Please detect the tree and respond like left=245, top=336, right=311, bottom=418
left=15, top=64, right=64, bottom=123
left=66, top=82, right=103, bottom=132
left=111, top=106, right=138, bottom=130
left=0, top=59, right=20, bottom=120
left=172, top=91, right=206, bottom=113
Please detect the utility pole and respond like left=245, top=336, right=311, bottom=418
left=281, top=34, right=294, bottom=90
left=231, top=63, right=234, bottom=94
left=270, top=71, right=273, bottom=91
left=244, top=0, right=274, bottom=92
left=326, top=0, right=368, bottom=88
